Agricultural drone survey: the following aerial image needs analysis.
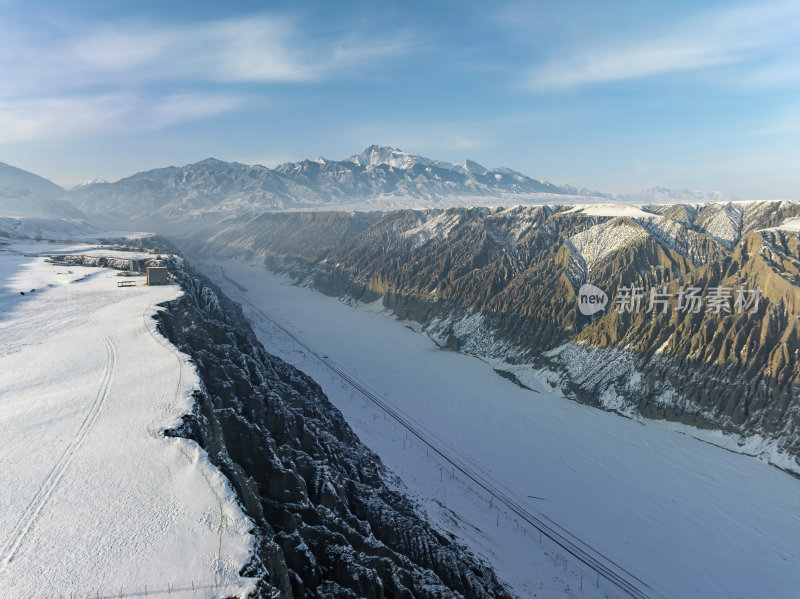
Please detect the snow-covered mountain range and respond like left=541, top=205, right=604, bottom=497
left=38, top=146, right=739, bottom=229
left=62, top=146, right=583, bottom=227
left=3, top=147, right=755, bottom=233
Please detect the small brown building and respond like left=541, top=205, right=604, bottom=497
left=146, top=266, right=169, bottom=285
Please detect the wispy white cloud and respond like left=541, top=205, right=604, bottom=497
left=3, top=14, right=410, bottom=91
left=0, top=13, right=410, bottom=143
left=141, top=93, right=246, bottom=130
left=736, top=59, right=800, bottom=88
left=0, top=93, right=244, bottom=143
left=525, top=1, right=800, bottom=89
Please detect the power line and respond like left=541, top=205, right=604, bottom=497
left=219, top=266, right=661, bottom=599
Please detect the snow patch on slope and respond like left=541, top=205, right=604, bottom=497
left=403, top=211, right=464, bottom=247
left=695, top=203, right=743, bottom=247
left=766, top=216, right=800, bottom=232
left=564, top=203, right=655, bottom=218
left=566, top=219, right=648, bottom=273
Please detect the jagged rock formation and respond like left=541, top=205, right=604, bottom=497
left=153, top=260, right=514, bottom=599
left=188, top=201, right=800, bottom=470
left=48, top=252, right=168, bottom=272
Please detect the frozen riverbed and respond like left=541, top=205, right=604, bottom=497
left=208, top=259, right=800, bottom=599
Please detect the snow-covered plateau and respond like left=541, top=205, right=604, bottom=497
left=206, top=259, right=800, bottom=599
left=0, top=240, right=255, bottom=598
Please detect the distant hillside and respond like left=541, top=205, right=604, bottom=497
left=0, top=162, right=83, bottom=219
left=0, top=162, right=97, bottom=240
left=189, top=199, right=800, bottom=473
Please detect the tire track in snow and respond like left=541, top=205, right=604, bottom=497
left=0, top=324, right=117, bottom=574
left=139, top=301, right=228, bottom=589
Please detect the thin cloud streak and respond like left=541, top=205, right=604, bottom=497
left=526, top=1, right=800, bottom=89
left=0, top=93, right=244, bottom=143
left=2, top=15, right=411, bottom=93
left=0, top=13, right=411, bottom=143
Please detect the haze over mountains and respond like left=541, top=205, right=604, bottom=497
left=0, top=161, right=96, bottom=240
left=0, top=162, right=83, bottom=220
left=0, top=146, right=748, bottom=235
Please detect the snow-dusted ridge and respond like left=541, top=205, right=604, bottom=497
left=192, top=200, right=800, bottom=481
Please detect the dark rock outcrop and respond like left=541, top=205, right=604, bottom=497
left=154, top=262, right=513, bottom=599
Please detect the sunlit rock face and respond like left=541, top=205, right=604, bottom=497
left=192, top=201, right=800, bottom=470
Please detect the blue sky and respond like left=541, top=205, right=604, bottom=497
left=1, top=0, right=799, bottom=199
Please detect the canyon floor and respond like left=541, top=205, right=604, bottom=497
left=205, top=258, right=800, bottom=599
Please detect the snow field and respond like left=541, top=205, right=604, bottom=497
left=0, top=242, right=255, bottom=598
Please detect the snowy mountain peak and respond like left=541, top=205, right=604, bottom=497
left=63, top=147, right=591, bottom=226
left=58, top=147, right=758, bottom=228
left=352, top=145, right=424, bottom=169
left=73, top=177, right=110, bottom=188
left=455, top=159, right=488, bottom=176
left=350, top=146, right=493, bottom=175
left=191, top=157, right=231, bottom=170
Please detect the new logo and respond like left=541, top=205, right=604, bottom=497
left=577, top=283, right=608, bottom=316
